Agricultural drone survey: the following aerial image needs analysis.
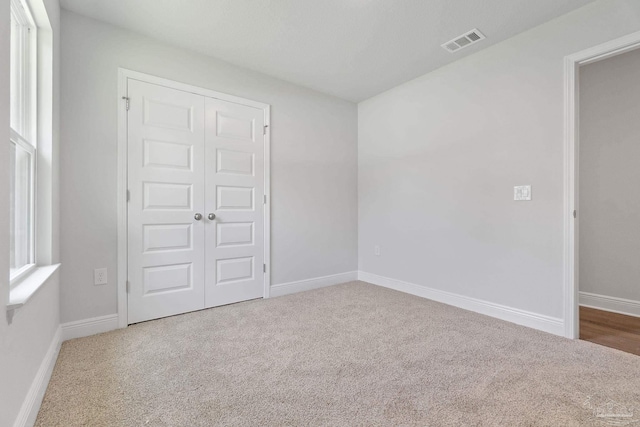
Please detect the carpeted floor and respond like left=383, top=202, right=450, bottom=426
left=36, top=281, right=640, bottom=426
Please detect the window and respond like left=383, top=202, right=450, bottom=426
left=10, top=0, right=37, bottom=283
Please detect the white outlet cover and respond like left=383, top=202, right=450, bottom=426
left=514, top=185, right=532, bottom=201
left=94, top=268, right=108, bottom=285
left=374, top=245, right=381, bottom=256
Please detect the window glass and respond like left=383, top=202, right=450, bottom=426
left=10, top=4, right=29, bottom=137
left=10, top=140, right=34, bottom=276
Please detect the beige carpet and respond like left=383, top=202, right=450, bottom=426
left=36, top=282, right=640, bottom=426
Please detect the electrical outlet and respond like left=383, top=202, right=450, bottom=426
left=374, top=245, right=381, bottom=256
left=514, top=185, right=532, bottom=201
left=94, top=268, right=108, bottom=285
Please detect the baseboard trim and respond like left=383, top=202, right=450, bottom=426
left=579, top=292, right=640, bottom=318
left=270, top=271, right=358, bottom=298
left=61, top=314, right=119, bottom=341
left=358, top=271, right=565, bottom=337
left=13, top=326, right=61, bottom=427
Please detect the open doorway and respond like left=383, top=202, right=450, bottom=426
left=578, top=47, right=640, bottom=355
left=567, top=39, right=640, bottom=355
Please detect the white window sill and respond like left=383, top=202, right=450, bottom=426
left=7, top=264, right=61, bottom=313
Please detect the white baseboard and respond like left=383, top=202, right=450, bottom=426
left=270, top=271, right=358, bottom=298
left=579, top=292, right=640, bottom=318
left=14, top=326, right=61, bottom=427
left=358, top=271, right=565, bottom=337
left=61, top=314, right=119, bottom=341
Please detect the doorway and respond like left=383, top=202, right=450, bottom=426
left=577, top=47, right=640, bottom=355
left=118, top=70, right=271, bottom=325
left=565, top=32, right=640, bottom=352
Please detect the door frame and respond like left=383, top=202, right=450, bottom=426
left=563, top=31, right=640, bottom=339
left=117, top=68, right=271, bottom=328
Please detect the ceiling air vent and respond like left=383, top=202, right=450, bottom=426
left=441, top=29, right=485, bottom=53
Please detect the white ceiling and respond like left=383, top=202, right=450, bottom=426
left=60, top=0, right=595, bottom=102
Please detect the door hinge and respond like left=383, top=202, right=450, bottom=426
left=126, top=280, right=130, bottom=293
left=126, top=189, right=130, bottom=202
left=264, top=195, right=267, bottom=204
left=263, top=125, right=268, bottom=135
left=263, top=264, right=266, bottom=273
left=573, top=210, right=577, bottom=219
left=122, top=96, right=130, bottom=111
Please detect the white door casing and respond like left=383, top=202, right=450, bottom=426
left=204, top=98, right=265, bottom=307
left=123, top=72, right=270, bottom=325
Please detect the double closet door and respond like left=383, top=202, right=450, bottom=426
left=127, top=79, right=266, bottom=324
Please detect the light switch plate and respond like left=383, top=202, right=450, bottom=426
left=514, top=185, right=532, bottom=201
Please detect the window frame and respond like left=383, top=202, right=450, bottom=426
left=10, top=129, right=37, bottom=285
left=9, top=0, right=38, bottom=287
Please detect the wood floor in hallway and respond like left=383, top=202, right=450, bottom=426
left=580, top=306, right=640, bottom=356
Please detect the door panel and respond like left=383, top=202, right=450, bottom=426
left=127, top=79, right=206, bottom=324
left=143, top=223, right=192, bottom=252
left=216, top=149, right=254, bottom=175
left=216, top=222, right=254, bottom=247
left=143, top=263, right=192, bottom=294
left=216, top=186, right=254, bottom=210
left=144, top=140, right=193, bottom=170
left=216, top=113, right=255, bottom=141
left=216, top=256, right=254, bottom=284
left=143, top=182, right=192, bottom=210
left=205, top=98, right=265, bottom=307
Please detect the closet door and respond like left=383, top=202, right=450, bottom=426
left=204, top=97, right=265, bottom=307
left=127, top=79, right=206, bottom=324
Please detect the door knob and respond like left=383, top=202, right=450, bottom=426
left=208, top=213, right=216, bottom=220
left=194, top=213, right=203, bottom=221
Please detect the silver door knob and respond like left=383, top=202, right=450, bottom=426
left=208, top=213, right=216, bottom=220
left=194, top=213, right=203, bottom=221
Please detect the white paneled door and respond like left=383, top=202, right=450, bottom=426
left=205, top=98, right=265, bottom=308
left=127, top=78, right=267, bottom=324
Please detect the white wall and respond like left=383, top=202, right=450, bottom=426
left=0, top=0, right=61, bottom=426
left=358, top=0, right=640, bottom=321
left=0, top=272, right=60, bottom=427
left=579, top=47, right=640, bottom=304
left=59, top=11, right=358, bottom=324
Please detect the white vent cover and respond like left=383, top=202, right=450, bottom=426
left=441, top=29, right=485, bottom=53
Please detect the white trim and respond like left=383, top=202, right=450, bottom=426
left=117, top=69, right=128, bottom=328
left=117, top=68, right=271, bottom=328
left=7, top=263, right=60, bottom=312
left=270, top=271, right=358, bottom=298
left=31, top=0, right=56, bottom=267
left=563, top=30, right=640, bottom=339
left=359, top=271, right=565, bottom=337
left=579, top=292, right=640, bottom=319
left=120, top=69, right=270, bottom=109
left=263, top=107, right=271, bottom=298
left=9, top=263, right=36, bottom=286
left=61, top=314, right=119, bottom=341
left=13, top=326, right=61, bottom=427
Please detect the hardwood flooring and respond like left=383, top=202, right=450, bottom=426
left=580, top=306, right=640, bottom=356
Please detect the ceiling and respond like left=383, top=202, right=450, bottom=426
left=60, top=0, right=595, bottom=102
